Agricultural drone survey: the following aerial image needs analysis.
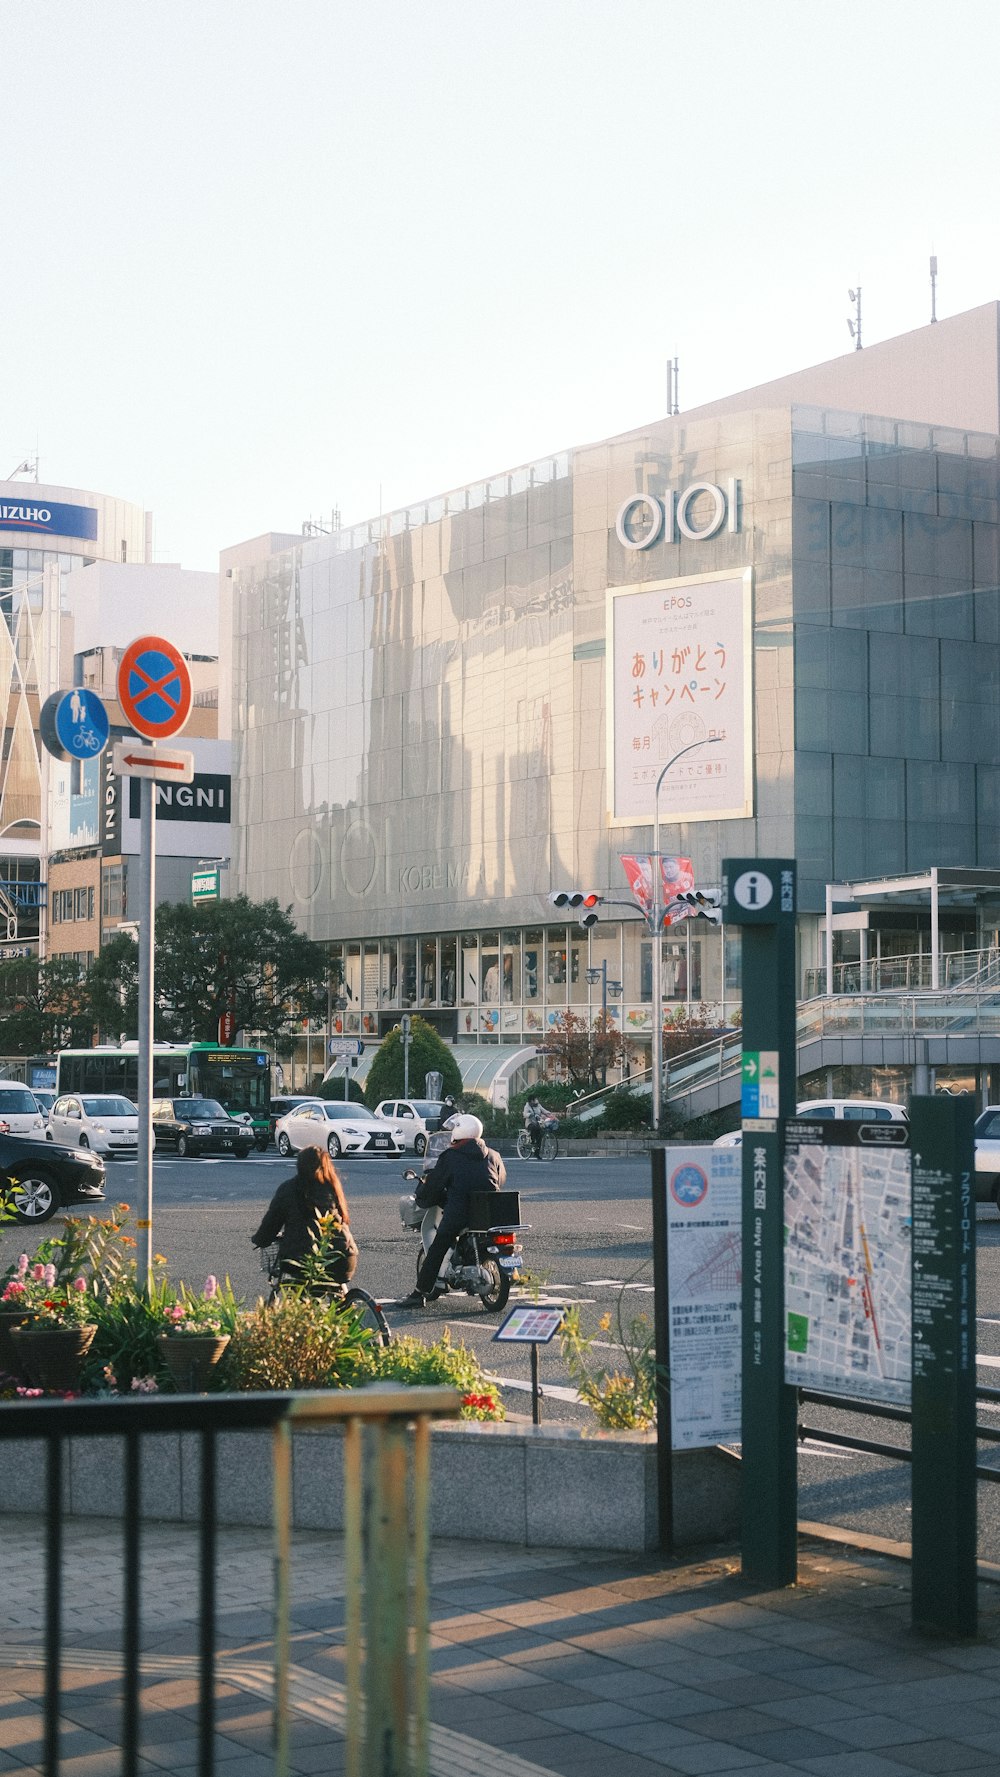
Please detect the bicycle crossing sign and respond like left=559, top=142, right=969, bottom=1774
left=117, top=635, right=192, bottom=741
left=39, top=687, right=110, bottom=761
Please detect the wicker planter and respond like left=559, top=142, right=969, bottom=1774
left=9, top=1324, right=97, bottom=1391
left=0, top=1306, right=34, bottom=1379
left=157, top=1334, right=230, bottom=1393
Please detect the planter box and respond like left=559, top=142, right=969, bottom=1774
left=1, top=1418, right=739, bottom=1552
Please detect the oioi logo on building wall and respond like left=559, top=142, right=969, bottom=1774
left=615, top=479, right=741, bottom=550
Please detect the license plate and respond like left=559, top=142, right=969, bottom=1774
left=500, top=1257, right=521, bottom=1270
left=221, top=1140, right=233, bottom=1148
left=373, top=1138, right=390, bottom=1148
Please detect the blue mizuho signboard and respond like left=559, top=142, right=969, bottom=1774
left=0, top=499, right=99, bottom=540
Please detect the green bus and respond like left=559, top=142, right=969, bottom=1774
left=56, top=1043, right=272, bottom=1149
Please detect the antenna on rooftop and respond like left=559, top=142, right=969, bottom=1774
left=930, top=254, right=938, bottom=324
left=846, top=287, right=862, bottom=351
left=668, top=356, right=680, bottom=416
left=6, top=455, right=37, bottom=481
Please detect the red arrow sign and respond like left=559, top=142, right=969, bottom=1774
left=120, top=752, right=188, bottom=771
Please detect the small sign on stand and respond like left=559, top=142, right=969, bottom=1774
left=494, top=1304, right=566, bottom=1425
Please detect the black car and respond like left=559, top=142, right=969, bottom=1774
left=268, top=1094, right=324, bottom=1145
left=152, top=1097, right=255, bottom=1159
left=1, top=1130, right=106, bottom=1224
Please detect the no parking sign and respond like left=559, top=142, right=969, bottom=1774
left=117, top=635, right=192, bottom=741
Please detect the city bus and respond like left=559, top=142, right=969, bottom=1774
left=55, top=1042, right=272, bottom=1148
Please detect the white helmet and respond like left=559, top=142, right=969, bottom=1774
left=450, top=1113, right=483, bottom=1143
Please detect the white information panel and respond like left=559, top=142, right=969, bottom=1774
left=665, top=1145, right=742, bottom=1449
left=783, top=1120, right=912, bottom=1406
left=606, top=569, right=753, bottom=825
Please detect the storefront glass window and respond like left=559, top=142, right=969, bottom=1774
left=480, top=932, right=500, bottom=1003
left=440, top=938, right=457, bottom=1005
left=380, top=939, right=399, bottom=1006
left=460, top=934, right=478, bottom=1003
left=501, top=931, right=519, bottom=1002
left=400, top=936, right=417, bottom=1007
left=420, top=938, right=438, bottom=1006
left=523, top=930, right=542, bottom=1000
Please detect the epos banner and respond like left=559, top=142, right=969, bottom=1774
left=606, top=569, right=753, bottom=824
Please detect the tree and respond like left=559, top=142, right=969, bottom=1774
left=0, top=956, right=93, bottom=1055
left=85, top=897, right=328, bottom=1044
left=541, top=1008, right=626, bottom=1090
left=364, top=1015, right=463, bottom=1108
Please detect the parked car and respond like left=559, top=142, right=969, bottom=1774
left=714, top=1098, right=908, bottom=1147
left=151, top=1097, right=255, bottom=1159
left=274, top=1100, right=403, bottom=1159
left=47, top=1094, right=139, bottom=1158
left=0, top=1084, right=47, bottom=1140
left=30, top=1090, right=57, bottom=1121
left=974, top=1107, right=1000, bottom=1206
left=1, top=1129, right=106, bottom=1224
left=267, top=1094, right=325, bottom=1145
left=372, top=1098, right=448, bottom=1155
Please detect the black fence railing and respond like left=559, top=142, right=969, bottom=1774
left=0, top=1385, right=461, bottom=1777
left=797, top=1384, right=1000, bottom=1484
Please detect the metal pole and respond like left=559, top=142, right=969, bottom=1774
left=137, top=777, right=156, bottom=1292
left=531, top=1342, right=541, bottom=1425
left=650, top=1148, right=673, bottom=1552
left=651, top=736, right=722, bottom=1133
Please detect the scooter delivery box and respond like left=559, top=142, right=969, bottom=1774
left=468, top=1189, right=521, bottom=1230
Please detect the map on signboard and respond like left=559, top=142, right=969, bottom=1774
left=666, top=1146, right=742, bottom=1449
left=784, top=1120, right=912, bottom=1406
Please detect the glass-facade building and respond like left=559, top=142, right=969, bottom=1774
left=232, top=384, right=1000, bottom=1079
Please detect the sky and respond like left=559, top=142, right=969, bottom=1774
left=4, top=0, right=1000, bottom=569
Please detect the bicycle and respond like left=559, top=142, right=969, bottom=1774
left=516, top=1126, right=558, bottom=1162
left=70, top=725, right=101, bottom=753
left=258, top=1244, right=392, bottom=1343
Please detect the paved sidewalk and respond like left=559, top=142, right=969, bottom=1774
left=2, top=1518, right=1000, bottom=1775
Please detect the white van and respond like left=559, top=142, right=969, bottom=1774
left=714, top=1098, right=907, bottom=1147
left=0, top=1083, right=47, bottom=1139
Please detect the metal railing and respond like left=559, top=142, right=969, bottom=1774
left=805, top=945, right=1000, bottom=998
left=0, top=1384, right=461, bottom=1777
left=798, top=1384, right=1000, bottom=1485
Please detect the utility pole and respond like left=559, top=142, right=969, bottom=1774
left=847, top=286, right=862, bottom=350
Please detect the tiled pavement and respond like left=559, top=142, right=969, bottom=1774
left=2, top=1518, right=1000, bottom=1774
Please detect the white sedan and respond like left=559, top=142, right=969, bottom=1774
left=47, top=1093, right=139, bottom=1157
left=372, top=1098, right=448, bottom=1155
left=274, top=1100, right=403, bottom=1159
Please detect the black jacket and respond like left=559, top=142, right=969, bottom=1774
left=252, top=1176, right=342, bottom=1265
left=420, top=1137, right=505, bottom=1224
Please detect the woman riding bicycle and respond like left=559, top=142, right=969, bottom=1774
left=251, top=1144, right=358, bottom=1288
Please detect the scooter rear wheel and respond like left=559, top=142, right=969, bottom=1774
left=479, top=1260, right=510, bottom=1313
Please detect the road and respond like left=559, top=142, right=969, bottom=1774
left=17, top=1147, right=1000, bottom=1560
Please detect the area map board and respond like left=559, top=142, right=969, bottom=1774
left=783, top=1119, right=912, bottom=1407
left=664, top=1145, right=742, bottom=1449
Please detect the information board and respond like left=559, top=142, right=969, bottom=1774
left=783, top=1119, right=912, bottom=1405
left=493, top=1306, right=565, bottom=1345
left=665, top=1145, right=742, bottom=1448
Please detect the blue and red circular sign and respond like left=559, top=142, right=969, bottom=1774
left=117, top=635, right=192, bottom=741
left=669, top=1163, right=709, bottom=1208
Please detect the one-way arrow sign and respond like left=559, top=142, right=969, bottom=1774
left=112, top=742, right=195, bottom=784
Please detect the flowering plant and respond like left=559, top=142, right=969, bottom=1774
left=1, top=1256, right=96, bottom=1329
left=155, top=1276, right=233, bottom=1338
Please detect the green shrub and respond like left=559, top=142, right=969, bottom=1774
left=317, top=1076, right=366, bottom=1103
left=370, top=1330, right=504, bottom=1420
left=596, top=1091, right=653, bottom=1132
left=224, top=1293, right=376, bottom=1391
left=364, top=1015, right=463, bottom=1107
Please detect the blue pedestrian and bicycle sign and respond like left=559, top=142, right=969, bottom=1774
left=39, top=687, right=110, bottom=762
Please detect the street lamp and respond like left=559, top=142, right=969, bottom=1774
left=651, top=736, right=723, bottom=1133
left=585, top=961, right=624, bottom=1086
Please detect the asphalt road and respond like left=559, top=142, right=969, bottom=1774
left=17, top=1147, right=1000, bottom=1560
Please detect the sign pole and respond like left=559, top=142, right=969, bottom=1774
left=722, top=858, right=798, bottom=1589
left=650, top=1146, right=674, bottom=1554
left=137, top=778, right=156, bottom=1291
left=910, top=1095, right=977, bottom=1637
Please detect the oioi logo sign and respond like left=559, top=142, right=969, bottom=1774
left=615, top=479, right=741, bottom=550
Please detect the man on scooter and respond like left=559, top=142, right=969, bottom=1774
left=398, top=1113, right=505, bottom=1307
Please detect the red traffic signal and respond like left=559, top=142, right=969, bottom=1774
left=548, top=890, right=603, bottom=926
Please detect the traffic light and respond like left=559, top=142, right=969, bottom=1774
left=672, top=889, right=723, bottom=925
left=548, top=890, right=603, bottom=927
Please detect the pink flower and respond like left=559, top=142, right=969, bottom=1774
left=43, top=1264, right=56, bottom=1288
left=203, top=1275, right=218, bottom=1300
left=73, top=1277, right=87, bottom=1294
left=2, top=1281, right=25, bottom=1300
left=32, top=1264, right=45, bottom=1282
left=168, top=1304, right=185, bottom=1321
left=16, top=1253, right=28, bottom=1278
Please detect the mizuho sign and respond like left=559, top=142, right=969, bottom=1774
left=615, top=479, right=740, bottom=549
